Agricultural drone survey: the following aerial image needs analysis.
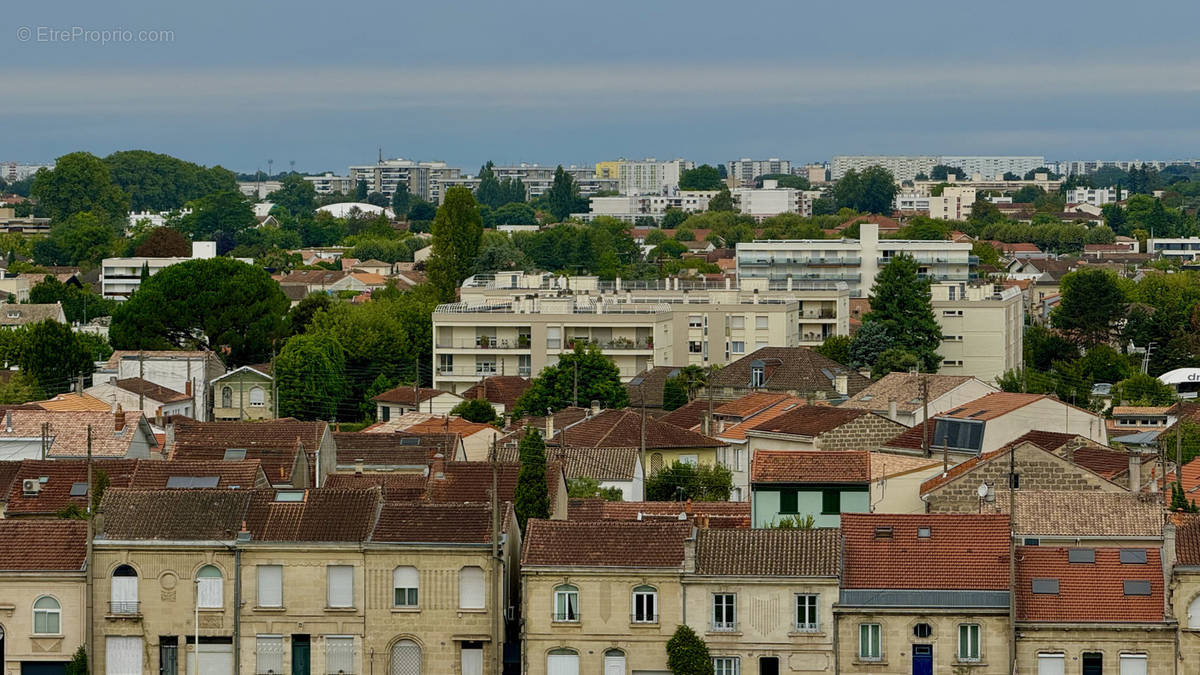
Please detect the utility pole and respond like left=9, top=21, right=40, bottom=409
left=413, top=355, right=420, bottom=415
left=85, top=425, right=94, bottom=668
left=489, top=433, right=501, bottom=675
left=639, top=382, right=647, bottom=483
left=573, top=361, right=579, bottom=409
left=138, top=350, right=145, bottom=414
left=271, top=346, right=279, bottom=419
left=1007, top=429, right=1017, bottom=675
left=918, top=363, right=930, bottom=458
left=1177, top=400, right=1184, bottom=503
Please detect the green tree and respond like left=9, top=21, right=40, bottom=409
left=708, top=186, right=735, bottom=212
left=661, top=208, right=688, bottom=229
left=473, top=231, right=530, bottom=273
left=814, top=335, right=852, bottom=366
left=848, top=321, right=893, bottom=371
left=0, top=371, right=44, bottom=404
left=28, top=275, right=115, bottom=324
left=451, top=398, right=499, bottom=425
left=426, top=187, right=484, bottom=302
left=109, top=257, right=290, bottom=365
left=43, top=211, right=119, bottom=266
left=666, top=624, right=713, bottom=675
left=871, top=347, right=920, bottom=380
left=971, top=241, right=1002, bottom=268
left=543, top=166, right=588, bottom=222
left=65, top=646, right=88, bottom=675
left=679, top=165, right=723, bottom=191
left=276, top=333, right=347, bottom=420
left=861, top=254, right=942, bottom=371
left=475, top=161, right=504, bottom=209
left=355, top=179, right=369, bottom=201
left=286, top=293, right=334, bottom=335
left=492, top=202, right=537, bottom=225
left=645, top=461, right=733, bottom=501
left=104, top=150, right=237, bottom=212
left=515, top=427, right=550, bottom=530
left=566, top=476, right=623, bottom=501
left=1110, top=373, right=1177, bottom=406
left=512, top=343, right=629, bottom=416
left=178, top=190, right=256, bottom=244
left=930, top=164, right=965, bottom=180
left=1051, top=268, right=1128, bottom=347
left=407, top=200, right=437, bottom=223
left=31, top=152, right=130, bottom=221
left=133, top=227, right=191, bottom=257
left=19, top=320, right=95, bottom=395
left=391, top=182, right=412, bottom=217
left=268, top=174, right=317, bottom=216
left=662, top=375, right=689, bottom=411
left=835, top=166, right=897, bottom=214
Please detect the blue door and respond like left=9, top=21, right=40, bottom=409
left=912, top=644, right=933, bottom=675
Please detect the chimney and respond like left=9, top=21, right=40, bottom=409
left=354, top=458, right=364, bottom=476
left=888, top=399, right=898, bottom=421
left=114, top=405, right=126, bottom=432
left=236, top=520, right=252, bottom=543
left=702, top=412, right=712, bottom=436
left=684, top=499, right=693, bottom=515
left=590, top=400, right=601, bottom=417
left=4, top=410, right=10, bottom=433
left=185, top=380, right=193, bottom=397
left=545, top=412, right=554, bottom=440
left=1129, top=452, right=1142, bottom=492
left=430, top=452, right=446, bottom=480
left=834, top=374, right=849, bottom=396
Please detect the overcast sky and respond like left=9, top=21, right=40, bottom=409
left=5, top=0, right=1200, bottom=173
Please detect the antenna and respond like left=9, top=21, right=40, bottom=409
left=976, top=483, right=989, bottom=498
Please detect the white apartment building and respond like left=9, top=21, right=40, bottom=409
left=831, top=156, right=938, bottom=181
left=435, top=166, right=618, bottom=203
left=730, top=179, right=812, bottom=221
left=0, top=162, right=53, bottom=182
left=347, top=158, right=462, bottom=201
left=304, top=172, right=355, bottom=195
left=895, top=186, right=977, bottom=220
left=938, top=156, right=1045, bottom=180
left=735, top=223, right=976, bottom=297
left=726, top=158, right=791, bottom=186
left=595, top=158, right=695, bottom=195
left=1054, top=159, right=1200, bottom=176
left=1065, top=187, right=1124, bottom=206
left=1146, top=237, right=1200, bottom=261
left=831, top=155, right=1045, bottom=181
left=932, top=282, right=1025, bottom=385
left=800, top=164, right=829, bottom=184
left=100, top=242, right=253, bottom=300
left=577, top=192, right=716, bottom=223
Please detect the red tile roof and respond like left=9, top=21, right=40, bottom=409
left=115, top=378, right=191, bottom=404
left=751, top=450, right=871, bottom=484
left=171, top=445, right=306, bottom=485
left=841, top=513, right=1010, bottom=590
left=372, top=501, right=501, bottom=543
left=5, top=459, right=137, bottom=515
left=747, top=405, right=872, bottom=438
left=128, top=459, right=266, bottom=489
left=657, top=399, right=709, bottom=431
left=172, top=418, right=327, bottom=451
left=694, top=528, right=841, bottom=576
left=461, top=376, right=531, bottom=410
left=0, top=459, right=20, bottom=500
left=521, top=519, right=692, bottom=568
left=567, top=498, right=750, bottom=528
left=1015, top=546, right=1165, bottom=622
left=373, top=386, right=454, bottom=406
left=323, top=473, right=427, bottom=500
left=0, top=409, right=154, bottom=458
left=715, top=392, right=790, bottom=419
left=708, top=347, right=870, bottom=396
left=1174, top=513, right=1200, bottom=566
left=716, top=397, right=806, bottom=441
left=553, top=409, right=724, bottom=449
left=426, top=460, right=564, bottom=507
left=0, top=519, right=87, bottom=570
left=935, top=392, right=1050, bottom=421
left=245, top=488, right=381, bottom=542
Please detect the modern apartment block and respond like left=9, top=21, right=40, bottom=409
left=1064, top=187, right=1125, bottom=206
left=303, top=172, right=355, bottom=194
left=347, top=158, right=462, bottom=201
left=1055, top=159, right=1200, bottom=175
left=735, top=223, right=976, bottom=297
left=938, top=155, right=1046, bottom=180
left=726, top=158, right=792, bottom=186
left=593, top=158, right=695, bottom=195
left=576, top=192, right=716, bottom=223
left=1146, top=236, right=1200, bottom=261
left=437, top=166, right=618, bottom=204
left=731, top=179, right=813, bottom=220
left=100, top=241, right=251, bottom=300
left=897, top=186, right=977, bottom=220
left=932, top=282, right=1025, bottom=384
left=831, top=155, right=1044, bottom=181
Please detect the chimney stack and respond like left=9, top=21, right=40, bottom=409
left=354, top=458, right=364, bottom=476
left=114, top=404, right=126, bottom=432
left=4, top=410, right=11, bottom=433
left=590, top=400, right=601, bottom=417
left=185, top=380, right=193, bottom=397
left=1129, top=451, right=1142, bottom=492
left=431, top=452, right=446, bottom=480
left=888, top=399, right=898, bottom=421
left=834, top=374, right=848, bottom=396
left=545, top=412, right=554, bottom=440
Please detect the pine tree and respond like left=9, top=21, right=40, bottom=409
left=862, top=253, right=942, bottom=372
left=515, top=427, right=550, bottom=530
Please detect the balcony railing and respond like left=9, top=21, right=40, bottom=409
left=632, top=613, right=659, bottom=624
left=711, top=620, right=738, bottom=632
left=552, top=612, right=580, bottom=623
left=436, top=337, right=532, bottom=350
left=108, top=601, right=140, bottom=616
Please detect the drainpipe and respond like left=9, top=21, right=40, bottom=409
left=233, top=546, right=242, bottom=675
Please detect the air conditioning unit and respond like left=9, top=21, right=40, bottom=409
left=22, top=478, right=41, bottom=496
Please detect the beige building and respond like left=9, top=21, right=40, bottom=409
left=931, top=282, right=1025, bottom=385
left=841, top=372, right=999, bottom=426
left=0, top=520, right=87, bottom=674
left=210, top=365, right=275, bottom=422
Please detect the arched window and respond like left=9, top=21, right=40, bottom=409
left=1189, top=595, right=1200, bottom=629
left=33, top=596, right=60, bottom=634
left=650, top=453, right=663, bottom=474
left=459, top=566, right=484, bottom=609
left=603, top=649, right=625, bottom=675
left=196, top=565, right=223, bottom=608
left=221, top=386, right=233, bottom=408
left=393, top=566, right=419, bottom=607
left=546, top=649, right=579, bottom=675
left=632, top=585, right=657, bottom=623
left=554, top=584, right=579, bottom=622
left=249, top=386, right=265, bottom=407
left=111, top=564, right=138, bottom=615
left=389, top=639, right=421, bottom=675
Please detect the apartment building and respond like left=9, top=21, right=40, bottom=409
left=303, top=172, right=355, bottom=194
left=726, top=158, right=791, bottom=186
left=1146, top=236, right=1200, bottom=261
left=347, top=158, right=462, bottom=202
left=437, top=167, right=617, bottom=203
left=832, top=155, right=1045, bottom=181
left=831, top=155, right=939, bottom=181
left=575, top=192, right=715, bottom=223
left=736, top=223, right=976, bottom=297
left=593, top=158, right=695, bottom=195
left=1055, top=159, right=1200, bottom=175
left=431, top=291, right=800, bottom=394
left=932, top=281, right=1024, bottom=384
left=1065, top=187, right=1124, bottom=206
left=731, top=179, right=812, bottom=220
left=938, top=155, right=1046, bottom=180
left=100, top=241, right=218, bottom=300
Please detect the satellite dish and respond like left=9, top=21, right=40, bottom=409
left=976, top=483, right=989, bottom=498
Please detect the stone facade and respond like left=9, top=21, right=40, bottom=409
left=834, top=611, right=1011, bottom=674
left=1014, top=626, right=1176, bottom=675
left=814, top=415, right=907, bottom=452
left=0, top=572, right=87, bottom=673
left=923, top=442, right=1124, bottom=513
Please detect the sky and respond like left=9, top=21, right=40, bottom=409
left=4, top=0, right=1200, bottom=174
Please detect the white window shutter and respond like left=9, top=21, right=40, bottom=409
left=198, top=577, right=223, bottom=608
left=328, top=566, right=354, bottom=607
left=1037, top=655, right=1065, bottom=675
left=112, top=576, right=138, bottom=604
left=106, top=636, right=143, bottom=675
left=459, top=566, right=484, bottom=609
left=393, top=566, right=418, bottom=589
left=257, top=566, right=282, bottom=607
left=326, top=637, right=355, bottom=674
left=1119, top=655, right=1147, bottom=675
left=461, top=647, right=483, bottom=675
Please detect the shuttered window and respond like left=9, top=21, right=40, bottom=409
left=106, top=636, right=143, bottom=675
left=257, top=565, right=283, bottom=608
left=459, top=566, right=484, bottom=609
left=393, top=566, right=418, bottom=607
left=255, top=636, right=283, bottom=675
left=1119, top=654, right=1147, bottom=675
left=1037, top=654, right=1065, bottom=675
left=326, top=636, right=354, bottom=674
left=196, top=566, right=223, bottom=608
left=546, top=649, right=578, bottom=675
left=327, top=566, right=354, bottom=608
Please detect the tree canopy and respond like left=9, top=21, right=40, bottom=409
left=833, top=166, right=897, bottom=214
left=31, top=152, right=130, bottom=222
left=1051, top=268, right=1128, bottom=348
left=512, top=343, right=629, bottom=417
left=860, top=254, right=942, bottom=372
left=275, top=333, right=347, bottom=420
left=515, top=427, right=550, bottom=531
left=644, top=460, right=733, bottom=501
left=666, top=624, right=713, bottom=675
left=426, top=187, right=484, bottom=301
left=451, top=398, right=499, bottom=425
left=679, top=164, right=723, bottom=191
left=103, top=150, right=237, bottom=212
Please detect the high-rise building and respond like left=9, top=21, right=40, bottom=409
left=726, top=158, right=792, bottom=186
left=346, top=158, right=462, bottom=202
left=831, top=155, right=1045, bottom=181
left=594, top=158, right=695, bottom=195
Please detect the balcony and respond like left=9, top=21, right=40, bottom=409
left=632, top=613, right=659, bottom=624
left=565, top=338, right=653, bottom=351
left=710, top=621, right=738, bottom=633
left=107, top=601, right=140, bottom=618
left=435, top=337, right=532, bottom=351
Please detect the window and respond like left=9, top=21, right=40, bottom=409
left=547, top=327, right=561, bottom=349
left=381, top=405, right=390, bottom=422
left=249, top=387, right=265, bottom=407
left=1119, top=654, right=1147, bottom=675
left=712, top=593, right=736, bottom=631
left=633, top=585, right=657, bottom=623
left=679, top=454, right=698, bottom=466
left=750, top=365, right=764, bottom=388
left=689, top=340, right=703, bottom=354
left=1037, top=653, right=1065, bottom=675
left=33, top=596, right=60, bottom=634
left=1032, top=578, right=1059, bottom=595
left=255, top=635, right=283, bottom=675
left=731, top=341, right=745, bottom=354
left=1121, top=549, right=1148, bottom=564
left=106, top=636, right=143, bottom=675
left=221, top=386, right=232, bottom=408
left=393, top=566, right=418, bottom=607
left=689, top=315, right=703, bottom=329
left=110, top=564, right=138, bottom=614
left=858, top=623, right=881, bottom=661
left=755, top=315, right=769, bottom=329
left=554, top=584, right=579, bottom=622
left=1068, top=549, right=1095, bottom=564
left=731, top=316, right=745, bottom=330
left=257, top=565, right=282, bottom=608
left=1124, top=580, right=1152, bottom=596
left=713, top=657, right=740, bottom=675
left=821, top=490, right=840, bottom=514
left=459, top=566, right=485, bottom=609
left=326, top=636, right=354, bottom=674
left=389, top=640, right=421, bottom=675
left=913, top=623, right=932, bottom=638
left=439, top=354, right=454, bottom=374
left=462, top=643, right=484, bottom=675
left=518, top=354, right=532, bottom=377
left=327, top=565, right=354, bottom=608
left=546, top=649, right=578, bottom=675
left=795, top=594, right=818, bottom=631
left=650, top=453, right=664, bottom=474
left=476, top=359, right=497, bottom=375
left=957, top=624, right=980, bottom=662
left=779, top=490, right=798, bottom=514
left=931, top=418, right=984, bottom=452
left=197, top=565, right=223, bottom=608
left=1189, top=594, right=1200, bottom=628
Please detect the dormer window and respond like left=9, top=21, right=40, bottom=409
left=750, top=361, right=765, bottom=388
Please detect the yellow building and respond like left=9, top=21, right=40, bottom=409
left=0, top=521, right=88, bottom=674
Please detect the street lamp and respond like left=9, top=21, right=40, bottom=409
left=194, top=577, right=200, bottom=675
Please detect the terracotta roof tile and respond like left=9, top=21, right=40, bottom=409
left=5, top=459, right=137, bottom=515
left=426, top=460, right=563, bottom=507
left=36, top=392, right=113, bottom=412
left=870, top=452, right=940, bottom=481
left=716, top=396, right=806, bottom=441
left=1174, top=513, right=1200, bottom=566
left=626, top=366, right=683, bottom=408
left=567, top=499, right=750, bottom=527
left=841, top=372, right=981, bottom=414
left=101, top=488, right=251, bottom=540
left=708, top=347, right=870, bottom=396
left=657, top=399, right=709, bottom=431
left=332, top=431, right=441, bottom=468
left=372, top=386, right=453, bottom=406
left=694, top=528, right=841, bottom=576
left=551, top=409, right=724, bottom=450
left=245, top=488, right=380, bottom=542
left=751, top=450, right=870, bottom=484
left=323, top=473, right=428, bottom=500
left=0, top=409, right=153, bottom=458
left=170, top=445, right=305, bottom=485
left=841, top=513, right=1011, bottom=590
left=521, top=519, right=691, bottom=567
left=747, top=405, right=873, bottom=438
left=715, top=392, right=790, bottom=418
left=173, top=418, right=327, bottom=451
left=372, top=501, right=498, bottom=543
left=115, top=378, right=191, bottom=403
left=550, top=446, right=639, bottom=481
left=462, top=376, right=531, bottom=410
left=128, top=459, right=266, bottom=490
left=1000, top=491, right=1163, bottom=538
left=0, top=519, right=86, bottom=570
left=1016, top=546, right=1164, bottom=622
left=0, top=459, right=20, bottom=499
